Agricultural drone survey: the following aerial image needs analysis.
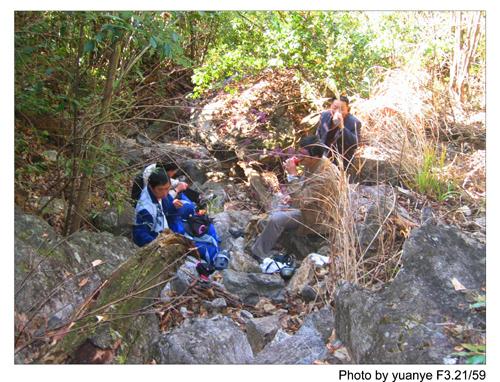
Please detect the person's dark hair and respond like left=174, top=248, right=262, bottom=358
left=148, top=167, right=170, bottom=188
left=157, top=161, right=178, bottom=172
left=340, top=95, right=350, bottom=105
left=299, top=135, right=324, bottom=158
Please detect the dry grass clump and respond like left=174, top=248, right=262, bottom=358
left=352, top=69, right=440, bottom=185
left=444, top=149, right=485, bottom=202
left=324, top=165, right=358, bottom=285
left=320, top=163, right=413, bottom=292
left=352, top=67, right=485, bottom=206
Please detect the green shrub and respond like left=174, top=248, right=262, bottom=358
left=414, top=146, right=457, bottom=201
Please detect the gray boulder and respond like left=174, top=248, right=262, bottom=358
left=298, top=306, right=336, bottom=342
left=253, top=306, right=334, bottom=364
left=135, top=132, right=152, bottom=146
left=144, top=108, right=190, bottom=143
left=239, top=310, right=254, bottom=321
left=200, top=180, right=229, bottom=213
left=246, top=314, right=282, bottom=354
left=15, top=210, right=101, bottom=362
left=118, top=138, right=212, bottom=166
left=300, top=285, right=318, bottom=302
left=352, top=147, right=399, bottom=185
left=335, top=223, right=486, bottom=364
left=178, top=159, right=211, bottom=185
left=203, top=298, right=227, bottom=312
left=279, top=233, right=328, bottom=261
left=14, top=208, right=139, bottom=363
left=212, top=210, right=252, bottom=251
left=171, top=256, right=199, bottom=295
left=211, top=211, right=260, bottom=272
left=125, top=314, right=162, bottom=364
left=37, top=196, right=66, bottom=217
left=189, top=98, right=226, bottom=149
left=42, top=150, right=58, bottom=162
left=93, top=202, right=135, bottom=237
left=114, top=137, right=142, bottom=165
left=356, top=194, right=391, bottom=257
left=15, top=210, right=99, bottom=310
left=67, top=231, right=136, bottom=277
left=153, top=316, right=253, bottom=364
left=155, top=142, right=211, bottom=160
left=229, top=247, right=261, bottom=273
left=267, top=329, right=292, bottom=346
left=350, top=184, right=417, bottom=258
left=222, top=269, right=285, bottom=305
left=286, top=254, right=317, bottom=295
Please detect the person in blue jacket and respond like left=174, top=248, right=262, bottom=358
left=132, top=167, right=222, bottom=280
left=133, top=167, right=196, bottom=247
left=316, top=95, right=361, bottom=168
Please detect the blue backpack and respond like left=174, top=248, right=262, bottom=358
left=183, top=215, right=230, bottom=270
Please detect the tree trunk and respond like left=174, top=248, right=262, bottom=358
left=458, top=12, right=481, bottom=102
left=68, top=38, right=122, bottom=234
left=449, top=11, right=483, bottom=104
left=63, top=19, right=85, bottom=236
left=36, top=232, right=194, bottom=364
left=448, top=12, right=461, bottom=98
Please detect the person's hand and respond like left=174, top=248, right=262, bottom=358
left=173, top=199, right=184, bottom=209
left=175, top=182, right=189, bottom=193
left=281, top=194, right=291, bottom=205
left=333, top=111, right=344, bottom=129
left=284, top=158, right=298, bottom=176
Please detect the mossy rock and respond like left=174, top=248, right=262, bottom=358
left=36, top=232, right=194, bottom=364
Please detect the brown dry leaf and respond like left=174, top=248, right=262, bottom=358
left=263, top=303, right=277, bottom=314
left=451, top=277, right=466, bottom=291
left=91, top=259, right=103, bottom=267
left=333, top=347, right=351, bottom=362
left=199, top=306, right=208, bottom=318
left=50, top=321, right=76, bottom=344
left=255, top=298, right=278, bottom=314
left=315, top=268, right=329, bottom=277
left=326, top=342, right=336, bottom=354
left=328, top=329, right=337, bottom=343
left=312, top=359, right=330, bottom=365
left=205, top=288, right=215, bottom=299
left=15, top=312, right=29, bottom=327
left=78, top=277, right=89, bottom=288
left=280, top=318, right=289, bottom=330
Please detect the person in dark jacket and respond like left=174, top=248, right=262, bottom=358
left=316, top=95, right=362, bottom=168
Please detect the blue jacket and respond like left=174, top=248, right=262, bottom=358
left=133, top=186, right=196, bottom=247
left=184, top=223, right=221, bottom=264
left=133, top=187, right=221, bottom=266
